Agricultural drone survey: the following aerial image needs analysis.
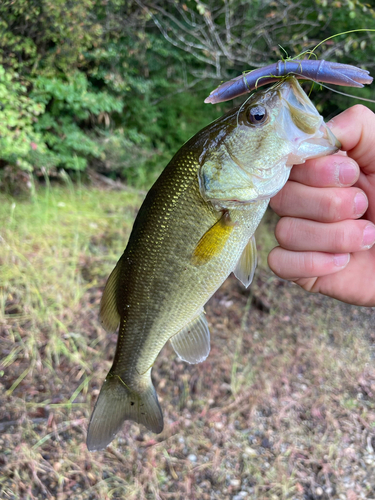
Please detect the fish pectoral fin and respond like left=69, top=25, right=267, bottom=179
left=99, top=257, right=122, bottom=333
left=86, top=371, right=163, bottom=451
left=192, top=210, right=234, bottom=266
left=170, top=311, right=210, bottom=364
left=233, top=234, right=257, bottom=288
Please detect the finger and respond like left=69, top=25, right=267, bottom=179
left=268, top=248, right=350, bottom=280
left=288, top=155, right=359, bottom=187
left=270, top=182, right=368, bottom=222
left=328, top=105, right=375, bottom=176
left=275, top=218, right=375, bottom=252
left=294, top=252, right=375, bottom=306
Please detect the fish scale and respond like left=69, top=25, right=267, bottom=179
left=86, top=77, right=340, bottom=451
left=112, top=152, right=230, bottom=377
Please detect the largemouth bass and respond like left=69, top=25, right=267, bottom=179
left=87, top=77, right=340, bottom=451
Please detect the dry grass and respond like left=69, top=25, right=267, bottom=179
left=1, top=184, right=375, bottom=500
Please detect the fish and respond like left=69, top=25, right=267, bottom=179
left=86, top=77, right=340, bottom=451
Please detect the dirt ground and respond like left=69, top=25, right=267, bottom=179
left=1, top=187, right=375, bottom=499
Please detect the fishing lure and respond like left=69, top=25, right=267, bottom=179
left=205, top=59, right=373, bottom=104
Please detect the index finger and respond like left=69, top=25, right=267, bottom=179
left=288, top=153, right=359, bottom=188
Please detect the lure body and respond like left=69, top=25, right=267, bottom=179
left=205, top=59, right=373, bottom=104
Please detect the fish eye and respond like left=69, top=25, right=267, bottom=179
left=247, top=105, right=267, bottom=126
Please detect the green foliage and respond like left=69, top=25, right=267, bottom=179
left=0, top=66, right=46, bottom=173
left=0, top=0, right=102, bottom=75
left=1, top=0, right=375, bottom=191
left=31, top=72, right=123, bottom=171
left=0, top=0, right=112, bottom=181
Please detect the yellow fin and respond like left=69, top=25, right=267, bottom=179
left=99, top=257, right=122, bottom=333
left=170, top=311, right=210, bottom=364
left=192, top=211, right=234, bottom=266
left=233, top=235, right=257, bottom=288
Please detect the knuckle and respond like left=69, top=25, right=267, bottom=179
left=324, top=192, right=343, bottom=220
left=350, top=104, right=374, bottom=120
left=301, top=252, right=316, bottom=275
left=333, top=227, right=348, bottom=251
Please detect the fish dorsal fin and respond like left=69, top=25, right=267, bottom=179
left=170, top=311, right=210, bottom=364
left=192, top=211, right=234, bottom=266
left=99, top=258, right=122, bottom=333
left=234, top=235, right=257, bottom=288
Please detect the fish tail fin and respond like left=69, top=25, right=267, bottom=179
left=86, top=371, right=163, bottom=451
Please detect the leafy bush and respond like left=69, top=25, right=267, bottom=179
left=31, top=72, right=123, bottom=171
left=0, top=66, right=124, bottom=183
left=0, top=66, right=46, bottom=173
left=1, top=0, right=375, bottom=192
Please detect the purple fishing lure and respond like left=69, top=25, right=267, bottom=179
left=205, top=59, right=373, bottom=104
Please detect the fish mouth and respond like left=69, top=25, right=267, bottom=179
left=305, top=122, right=340, bottom=150
left=290, top=122, right=340, bottom=163
left=277, top=80, right=341, bottom=164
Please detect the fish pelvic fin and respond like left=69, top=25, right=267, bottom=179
left=233, top=234, right=257, bottom=288
left=86, top=371, right=163, bottom=451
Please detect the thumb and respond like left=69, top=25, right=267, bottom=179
left=328, top=105, right=375, bottom=176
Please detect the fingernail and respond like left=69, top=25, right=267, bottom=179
left=354, top=192, right=368, bottom=216
left=338, top=162, right=357, bottom=185
left=362, top=223, right=375, bottom=249
left=333, top=253, right=350, bottom=267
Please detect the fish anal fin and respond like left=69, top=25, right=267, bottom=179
left=99, top=258, right=122, bottom=333
left=170, top=311, right=210, bottom=364
left=192, top=211, right=234, bottom=266
left=86, top=371, right=163, bottom=451
left=234, top=234, right=257, bottom=288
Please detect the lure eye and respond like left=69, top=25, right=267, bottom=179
left=247, top=105, right=267, bottom=126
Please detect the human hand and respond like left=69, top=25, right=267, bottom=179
left=268, top=105, right=375, bottom=306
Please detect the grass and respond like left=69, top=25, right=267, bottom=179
left=1, top=183, right=375, bottom=499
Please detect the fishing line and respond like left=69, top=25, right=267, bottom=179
left=308, top=29, right=375, bottom=58
left=305, top=28, right=375, bottom=99
left=236, top=92, right=254, bottom=126
left=307, top=81, right=375, bottom=104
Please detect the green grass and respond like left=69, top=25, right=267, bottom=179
left=1, top=185, right=139, bottom=371
left=1, top=185, right=375, bottom=499
left=0, top=184, right=143, bottom=499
